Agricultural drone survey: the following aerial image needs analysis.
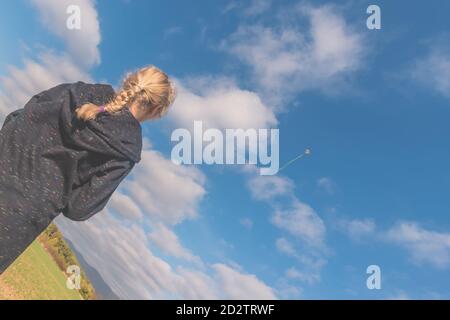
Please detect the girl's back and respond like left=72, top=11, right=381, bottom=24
left=0, top=81, right=142, bottom=273
left=0, top=65, right=176, bottom=275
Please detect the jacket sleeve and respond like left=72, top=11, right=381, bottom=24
left=61, top=158, right=135, bottom=221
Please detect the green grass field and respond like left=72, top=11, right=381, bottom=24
left=0, top=240, right=82, bottom=300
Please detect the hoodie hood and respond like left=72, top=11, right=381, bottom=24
left=59, top=82, right=142, bottom=163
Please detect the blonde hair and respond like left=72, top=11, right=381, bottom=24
left=76, top=65, right=177, bottom=121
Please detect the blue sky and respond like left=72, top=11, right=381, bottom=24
left=1, top=0, right=450, bottom=299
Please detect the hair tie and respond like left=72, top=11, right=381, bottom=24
left=98, top=105, right=106, bottom=113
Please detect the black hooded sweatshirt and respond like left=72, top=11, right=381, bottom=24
left=0, top=81, right=142, bottom=273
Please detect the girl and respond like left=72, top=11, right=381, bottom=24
left=0, top=65, right=176, bottom=274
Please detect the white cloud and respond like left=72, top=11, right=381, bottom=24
left=173, top=267, right=219, bottom=299
left=55, top=142, right=278, bottom=298
left=56, top=213, right=215, bottom=299
left=1, top=0, right=100, bottom=121
left=221, top=4, right=366, bottom=108
left=387, top=290, right=411, bottom=300
left=168, top=76, right=277, bottom=130
left=275, top=237, right=297, bottom=257
left=123, top=149, right=207, bottom=225
left=148, top=223, right=202, bottom=265
left=244, top=167, right=327, bottom=287
left=30, top=0, right=101, bottom=67
left=336, top=216, right=450, bottom=270
left=383, top=222, right=450, bottom=269
left=271, top=199, right=326, bottom=249
left=239, top=217, right=254, bottom=229
left=410, top=38, right=450, bottom=98
left=221, top=2, right=240, bottom=15
left=57, top=213, right=176, bottom=299
left=163, top=26, right=183, bottom=38
left=57, top=211, right=277, bottom=299
left=285, top=267, right=320, bottom=285
left=275, top=281, right=302, bottom=299
left=243, top=169, right=325, bottom=250
left=338, top=218, right=376, bottom=241
left=317, top=177, right=335, bottom=194
left=247, top=174, right=294, bottom=201
left=109, top=192, right=143, bottom=220
left=244, top=0, right=272, bottom=16
left=219, top=239, right=234, bottom=250
left=275, top=237, right=326, bottom=270
left=222, top=0, right=271, bottom=16
left=0, top=52, right=92, bottom=120
left=212, top=263, right=277, bottom=299
left=276, top=238, right=324, bottom=286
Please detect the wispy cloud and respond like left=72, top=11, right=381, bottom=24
left=0, top=51, right=92, bottom=119
left=239, top=217, right=254, bottom=229
left=221, top=3, right=367, bottom=109
left=243, top=0, right=272, bottom=16
left=247, top=174, right=295, bottom=201
left=276, top=237, right=325, bottom=285
left=123, top=149, right=206, bottom=225
left=212, top=263, right=277, bottom=299
left=148, top=223, right=203, bottom=265
left=163, top=26, right=183, bottom=39
left=245, top=167, right=326, bottom=249
left=336, top=214, right=450, bottom=270
left=383, top=221, right=450, bottom=269
left=1, top=0, right=100, bottom=120
left=109, top=192, right=144, bottom=220
left=30, top=0, right=101, bottom=67
left=245, top=165, right=327, bottom=295
left=386, top=290, right=411, bottom=300
left=272, top=199, right=326, bottom=249
left=409, top=35, right=450, bottom=98
left=221, top=0, right=271, bottom=16
left=57, top=144, right=278, bottom=298
left=168, top=76, right=277, bottom=130
left=317, top=177, right=336, bottom=195
left=60, top=204, right=278, bottom=299
left=285, top=266, right=320, bottom=285
left=337, top=217, right=377, bottom=241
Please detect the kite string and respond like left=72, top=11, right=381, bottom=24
left=278, top=153, right=305, bottom=172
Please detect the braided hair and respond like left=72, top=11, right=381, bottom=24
left=75, top=65, right=177, bottom=121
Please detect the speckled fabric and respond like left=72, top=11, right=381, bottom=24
left=0, top=81, right=142, bottom=273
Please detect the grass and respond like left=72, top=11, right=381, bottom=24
left=0, top=240, right=82, bottom=300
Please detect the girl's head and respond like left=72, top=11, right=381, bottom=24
left=76, top=65, right=177, bottom=122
